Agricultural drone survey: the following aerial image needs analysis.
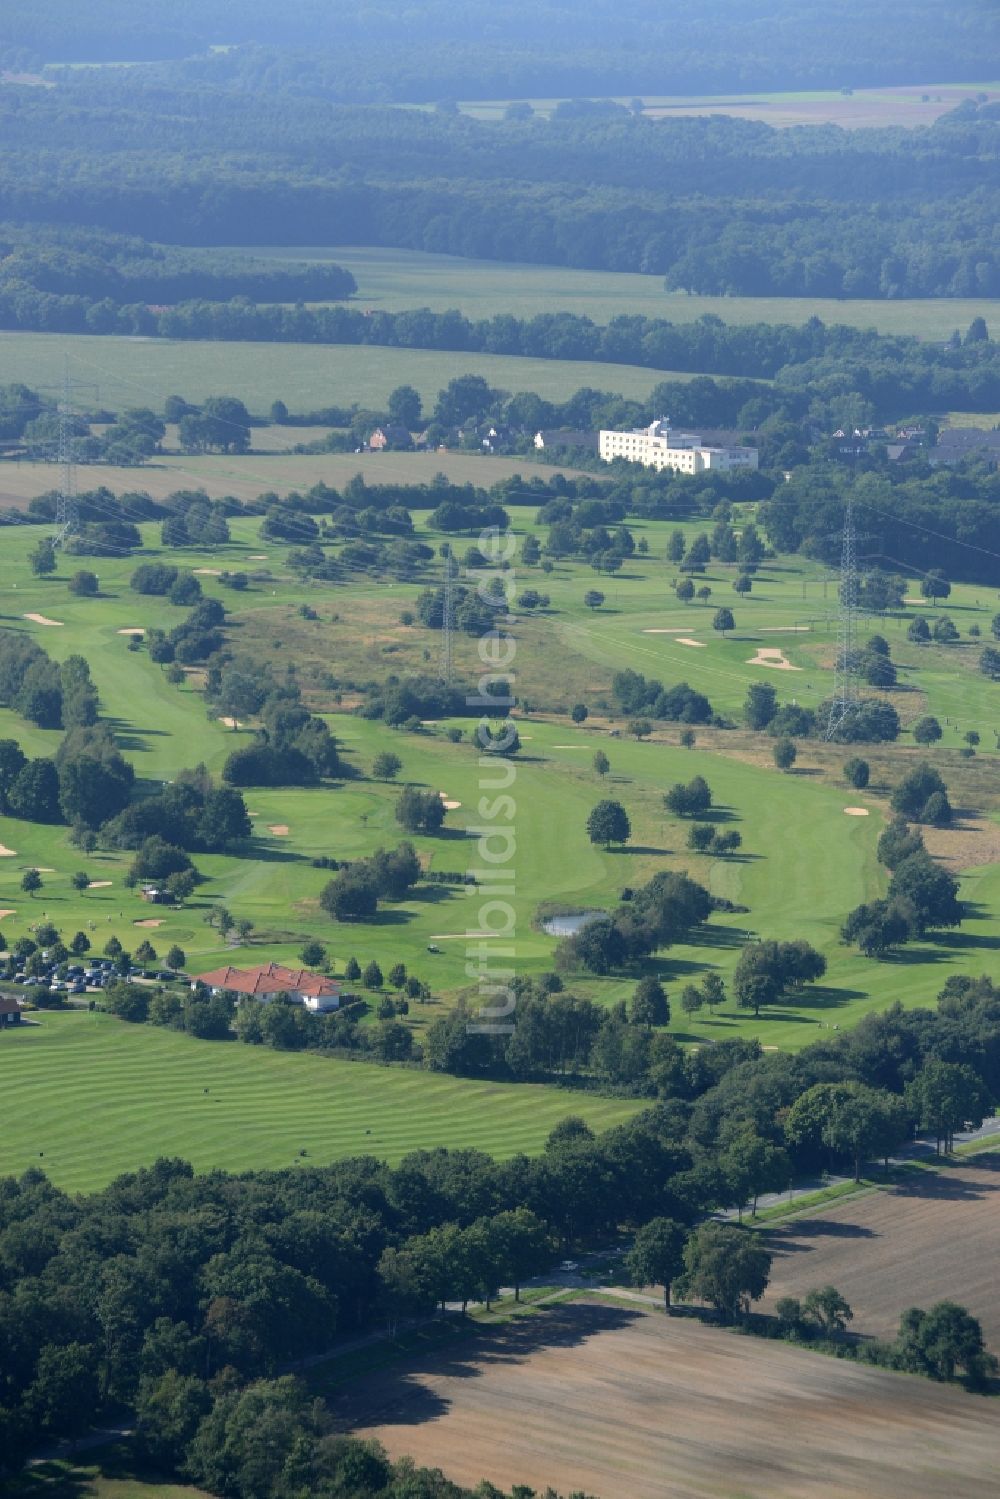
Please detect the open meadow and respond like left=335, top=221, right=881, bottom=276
left=1, top=513, right=998, bottom=1054
left=244, top=245, right=1000, bottom=339
left=761, top=1153, right=1000, bottom=1347
left=337, top=1296, right=1000, bottom=1499
left=0, top=1011, right=642, bottom=1191
left=0, top=331, right=670, bottom=416
left=452, top=80, right=1000, bottom=129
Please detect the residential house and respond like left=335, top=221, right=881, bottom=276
left=368, top=425, right=413, bottom=451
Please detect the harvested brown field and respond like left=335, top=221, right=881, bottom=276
left=762, top=1153, right=1000, bottom=1348
left=337, top=1298, right=1000, bottom=1499
left=922, top=814, right=1000, bottom=873
left=0, top=450, right=585, bottom=509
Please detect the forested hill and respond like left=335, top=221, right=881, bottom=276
left=2, top=81, right=999, bottom=295
left=1, top=0, right=998, bottom=98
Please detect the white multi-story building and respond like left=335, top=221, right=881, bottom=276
left=598, top=419, right=758, bottom=474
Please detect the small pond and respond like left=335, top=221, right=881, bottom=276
left=541, top=910, right=606, bottom=937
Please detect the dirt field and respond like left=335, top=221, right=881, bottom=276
left=0, top=450, right=583, bottom=509
left=336, top=1298, right=1000, bottom=1499
left=762, top=1153, right=1000, bottom=1347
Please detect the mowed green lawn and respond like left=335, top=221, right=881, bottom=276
left=0, top=516, right=998, bottom=1059
left=0, top=331, right=672, bottom=415
left=0, top=1011, right=642, bottom=1192
left=248, top=245, right=1000, bottom=341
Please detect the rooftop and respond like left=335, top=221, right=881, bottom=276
left=193, top=963, right=340, bottom=999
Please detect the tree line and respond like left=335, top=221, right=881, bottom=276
left=1, top=971, right=997, bottom=1477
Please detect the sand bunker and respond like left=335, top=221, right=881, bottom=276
left=23, top=613, right=63, bottom=627
left=193, top=568, right=222, bottom=576
left=428, top=932, right=497, bottom=941
left=218, top=716, right=240, bottom=728
left=248, top=554, right=268, bottom=560
left=117, top=627, right=145, bottom=636
left=438, top=792, right=462, bottom=810
left=758, top=626, right=811, bottom=633
left=844, top=807, right=870, bottom=816
left=0, top=909, right=16, bottom=920
left=642, top=627, right=696, bottom=634
left=134, top=918, right=164, bottom=928
left=552, top=745, right=586, bottom=749
left=268, top=824, right=290, bottom=836
left=676, top=638, right=707, bottom=648
left=34, top=867, right=54, bottom=873
left=747, top=647, right=801, bottom=671
left=0, top=845, right=16, bottom=857
left=88, top=880, right=113, bottom=888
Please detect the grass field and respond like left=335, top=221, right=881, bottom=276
left=0, top=1011, right=642, bottom=1191
left=249, top=245, right=1000, bottom=340
left=9, top=1448, right=208, bottom=1499
left=1, top=515, right=998, bottom=1053
left=338, top=1296, right=1000, bottom=1499
left=0, top=331, right=672, bottom=416
left=762, top=1153, right=1000, bottom=1347
left=451, top=80, right=1000, bottom=129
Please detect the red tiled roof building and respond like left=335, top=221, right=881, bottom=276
left=192, top=963, right=341, bottom=1009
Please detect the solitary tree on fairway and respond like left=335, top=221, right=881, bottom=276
left=587, top=800, right=631, bottom=848
left=166, top=945, right=186, bottom=971
left=702, top=972, right=726, bottom=1013
left=913, top=716, right=942, bottom=746
left=29, top=539, right=57, bottom=577
left=583, top=590, right=605, bottom=610
left=627, top=1218, right=688, bottom=1309
left=980, top=646, right=1000, bottom=679
left=628, top=719, right=652, bottom=740
left=630, top=975, right=669, bottom=1028
left=773, top=738, right=797, bottom=771
left=681, top=983, right=705, bottom=1018
left=593, top=750, right=610, bottom=777
left=21, top=869, right=42, bottom=898
left=921, top=570, right=950, bottom=601
left=300, top=940, right=327, bottom=969
left=372, top=752, right=403, bottom=781
left=843, top=757, right=869, bottom=789
left=712, top=607, right=735, bottom=636
left=744, top=682, right=777, bottom=730
left=675, top=578, right=695, bottom=603
left=71, top=870, right=90, bottom=892
left=363, top=959, right=384, bottom=990
left=571, top=704, right=588, bottom=723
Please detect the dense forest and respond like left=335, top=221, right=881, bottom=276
left=0, top=73, right=999, bottom=293
left=1, top=0, right=997, bottom=97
